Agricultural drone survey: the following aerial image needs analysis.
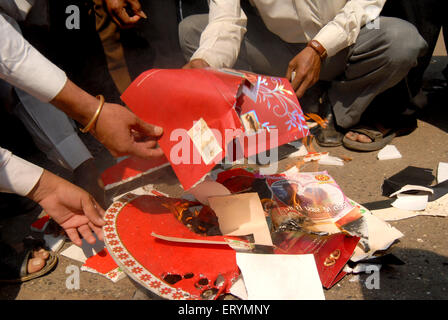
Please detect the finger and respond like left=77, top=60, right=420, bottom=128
left=286, top=63, right=295, bottom=82
left=65, top=228, right=83, bottom=247
left=78, top=224, right=96, bottom=245
left=295, top=75, right=314, bottom=98
left=82, top=196, right=105, bottom=227
left=135, top=118, right=163, bottom=138
left=114, top=7, right=140, bottom=26
left=291, top=70, right=305, bottom=92
left=128, top=0, right=147, bottom=18
left=89, top=221, right=104, bottom=242
left=129, top=142, right=165, bottom=159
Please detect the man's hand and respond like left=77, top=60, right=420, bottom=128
left=104, top=0, right=147, bottom=28
left=27, top=170, right=105, bottom=246
left=50, top=80, right=164, bottom=160
left=183, top=59, right=210, bottom=69
left=92, top=103, right=164, bottom=159
left=286, top=47, right=322, bottom=98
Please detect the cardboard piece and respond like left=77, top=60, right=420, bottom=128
left=208, top=193, right=273, bottom=247
left=121, top=68, right=309, bottom=190
left=236, top=253, right=325, bottom=300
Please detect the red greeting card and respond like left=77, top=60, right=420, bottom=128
left=121, top=68, right=309, bottom=190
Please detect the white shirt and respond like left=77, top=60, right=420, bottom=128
left=0, top=1, right=66, bottom=196
left=191, top=0, right=386, bottom=68
left=0, top=147, right=43, bottom=196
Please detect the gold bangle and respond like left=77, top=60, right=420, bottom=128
left=80, top=95, right=105, bottom=133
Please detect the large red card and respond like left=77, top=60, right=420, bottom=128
left=121, top=68, right=309, bottom=190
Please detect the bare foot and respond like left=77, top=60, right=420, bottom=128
left=27, top=248, right=50, bottom=274
left=344, top=131, right=372, bottom=143
left=27, top=257, right=45, bottom=274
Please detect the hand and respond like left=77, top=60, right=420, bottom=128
left=183, top=59, right=210, bottom=69
left=27, top=170, right=105, bottom=246
left=286, top=47, right=322, bottom=98
left=104, top=0, right=147, bottom=28
left=92, top=103, right=164, bottom=159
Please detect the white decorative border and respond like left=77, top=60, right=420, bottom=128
left=103, top=193, right=193, bottom=300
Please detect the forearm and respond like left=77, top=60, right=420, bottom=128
left=191, top=0, right=247, bottom=68
left=49, top=79, right=101, bottom=129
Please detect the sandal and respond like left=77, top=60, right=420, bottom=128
left=0, top=238, right=58, bottom=283
left=342, top=125, right=396, bottom=152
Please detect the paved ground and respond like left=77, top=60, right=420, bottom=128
left=1, top=55, right=447, bottom=301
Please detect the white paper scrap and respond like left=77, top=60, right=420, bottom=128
left=318, top=154, right=344, bottom=166
left=389, top=185, right=433, bottom=198
left=377, top=145, right=402, bottom=160
left=236, top=253, right=325, bottom=300
left=229, top=276, right=248, bottom=300
left=391, top=194, right=428, bottom=211
left=437, top=162, right=448, bottom=184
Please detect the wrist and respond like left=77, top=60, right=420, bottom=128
left=50, top=80, right=101, bottom=127
left=26, top=170, right=53, bottom=204
left=307, top=40, right=327, bottom=60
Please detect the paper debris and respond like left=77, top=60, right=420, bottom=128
left=208, top=193, right=273, bottom=246
left=378, top=145, right=402, bottom=160
left=30, top=213, right=50, bottom=232
left=286, top=144, right=309, bottom=158
left=344, top=263, right=382, bottom=274
left=304, top=152, right=329, bottom=162
left=229, top=276, right=248, bottom=300
left=389, top=185, right=433, bottom=198
left=351, top=212, right=404, bottom=262
left=60, top=235, right=105, bottom=263
left=371, top=207, right=419, bottom=221
left=81, top=249, right=125, bottom=283
left=236, top=253, right=325, bottom=300
left=392, top=194, right=429, bottom=211
left=318, top=154, right=345, bottom=166
left=437, top=162, right=448, bottom=184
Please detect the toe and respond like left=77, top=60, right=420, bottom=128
left=27, top=257, right=45, bottom=274
left=345, top=131, right=358, bottom=141
left=356, top=134, right=373, bottom=143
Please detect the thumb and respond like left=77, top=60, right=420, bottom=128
left=134, top=118, right=163, bottom=138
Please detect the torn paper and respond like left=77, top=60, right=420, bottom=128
left=208, top=193, right=273, bottom=246
left=236, top=253, right=325, bottom=300
left=437, top=162, right=448, bottom=184
left=378, top=145, right=402, bottom=160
